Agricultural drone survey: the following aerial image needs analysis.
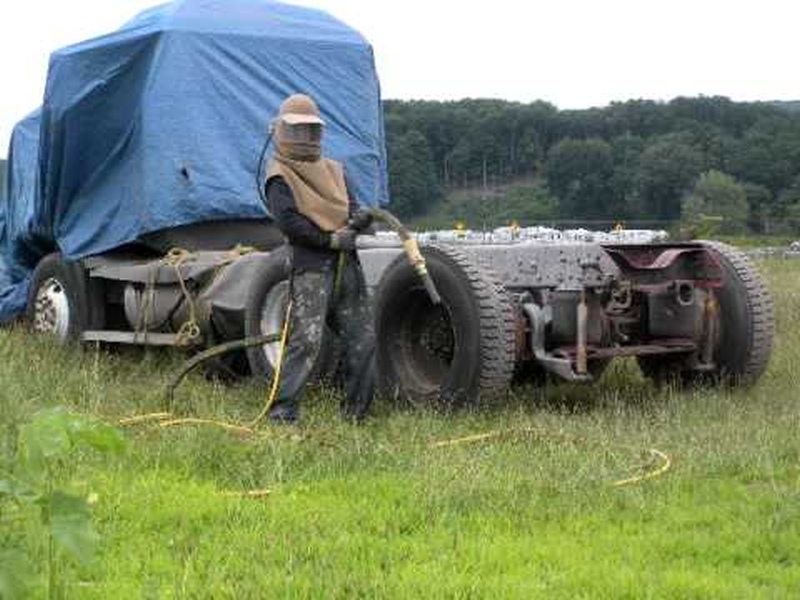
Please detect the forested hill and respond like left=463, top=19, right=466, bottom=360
left=2, top=97, right=799, bottom=234
left=384, top=96, right=800, bottom=233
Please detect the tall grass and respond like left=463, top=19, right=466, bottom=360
left=1, top=260, right=799, bottom=598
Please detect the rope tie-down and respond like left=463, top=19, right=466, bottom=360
left=123, top=245, right=292, bottom=441
left=133, top=247, right=201, bottom=347
left=135, top=245, right=259, bottom=348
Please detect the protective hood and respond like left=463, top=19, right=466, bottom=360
left=267, top=94, right=349, bottom=232
left=273, top=93, right=325, bottom=161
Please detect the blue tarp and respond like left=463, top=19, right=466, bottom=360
left=0, top=0, right=388, bottom=322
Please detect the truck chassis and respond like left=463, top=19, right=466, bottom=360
left=27, top=228, right=774, bottom=407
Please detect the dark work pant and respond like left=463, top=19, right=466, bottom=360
left=271, top=254, right=375, bottom=420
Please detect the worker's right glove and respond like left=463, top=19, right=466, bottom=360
left=348, top=209, right=374, bottom=233
left=330, top=227, right=357, bottom=251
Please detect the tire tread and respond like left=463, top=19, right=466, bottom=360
left=434, top=244, right=517, bottom=399
left=702, top=240, right=774, bottom=383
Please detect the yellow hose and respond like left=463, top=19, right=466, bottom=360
left=431, top=427, right=672, bottom=488
left=158, top=418, right=254, bottom=437
left=430, top=430, right=506, bottom=448
left=247, top=300, right=293, bottom=428
left=612, top=449, right=672, bottom=488
left=117, top=412, right=172, bottom=426
left=220, top=489, right=272, bottom=499
left=119, top=301, right=293, bottom=434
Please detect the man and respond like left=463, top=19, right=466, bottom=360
left=264, top=93, right=375, bottom=423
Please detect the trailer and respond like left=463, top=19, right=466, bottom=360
left=5, top=0, right=774, bottom=407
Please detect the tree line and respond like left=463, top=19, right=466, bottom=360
left=385, top=97, right=800, bottom=234
left=3, top=97, right=800, bottom=235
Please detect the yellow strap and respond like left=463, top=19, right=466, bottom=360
left=120, top=248, right=296, bottom=436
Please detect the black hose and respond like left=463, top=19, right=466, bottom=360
left=166, top=333, right=281, bottom=409
left=368, top=207, right=442, bottom=305
left=368, top=208, right=407, bottom=237
left=256, top=129, right=275, bottom=206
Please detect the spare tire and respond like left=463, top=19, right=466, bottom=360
left=26, top=253, right=104, bottom=344
left=638, top=241, right=774, bottom=386
left=243, top=248, right=338, bottom=383
left=374, top=244, right=516, bottom=408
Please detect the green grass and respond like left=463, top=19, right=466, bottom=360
left=715, top=234, right=797, bottom=249
left=2, top=260, right=800, bottom=598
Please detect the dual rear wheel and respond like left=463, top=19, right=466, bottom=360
left=637, top=242, right=774, bottom=386
left=373, top=245, right=517, bottom=408
left=242, top=244, right=520, bottom=408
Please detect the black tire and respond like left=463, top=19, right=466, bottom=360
left=374, top=244, right=516, bottom=408
left=638, top=241, right=774, bottom=387
left=26, top=253, right=104, bottom=344
left=243, top=248, right=337, bottom=382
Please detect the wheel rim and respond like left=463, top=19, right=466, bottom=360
left=33, top=277, right=71, bottom=342
left=259, top=280, right=290, bottom=367
left=387, top=287, right=456, bottom=397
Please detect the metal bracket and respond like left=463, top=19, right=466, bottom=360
left=81, top=330, right=200, bottom=347
left=522, top=303, right=592, bottom=382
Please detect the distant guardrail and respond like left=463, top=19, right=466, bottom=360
left=745, top=242, right=800, bottom=260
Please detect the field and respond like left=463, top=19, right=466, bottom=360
left=1, top=259, right=799, bottom=598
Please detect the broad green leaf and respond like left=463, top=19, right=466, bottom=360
left=17, top=408, right=73, bottom=481
left=45, top=491, right=98, bottom=565
left=67, top=419, right=126, bottom=456
left=0, top=550, right=35, bottom=600
left=17, top=408, right=125, bottom=482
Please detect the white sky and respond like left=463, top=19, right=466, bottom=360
left=1, top=0, right=798, bottom=156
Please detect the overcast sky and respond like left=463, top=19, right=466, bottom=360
left=1, top=0, right=798, bottom=155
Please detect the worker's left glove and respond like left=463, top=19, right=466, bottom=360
left=330, top=227, right=357, bottom=251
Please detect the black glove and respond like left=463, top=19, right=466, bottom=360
left=348, top=209, right=374, bottom=233
left=330, top=227, right=357, bottom=251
